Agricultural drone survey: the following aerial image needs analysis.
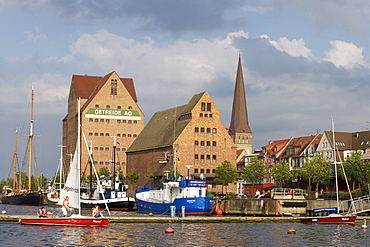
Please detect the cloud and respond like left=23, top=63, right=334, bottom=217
left=262, top=35, right=313, bottom=59
left=324, top=40, right=365, bottom=69
left=24, top=26, right=48, bottom=42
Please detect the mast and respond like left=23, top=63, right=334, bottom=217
left=12, top=130, right=18, bottom=191
left=113, top=136, right=117, bottom=190
left=331, top=118, right=340, bottom=212
left=28, top=86, right=35, bottom=191
left=77, top=99, right=81, bottom=215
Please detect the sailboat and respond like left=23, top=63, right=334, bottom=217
left=19, top=100, right=110, bottom=226
left=46, top=145, right=66, bottom=207
left=80, top=136, right=136, bottom=211
left=300, top=119, right=356, bottom=224
left=2, top=87, right=44, bottom=206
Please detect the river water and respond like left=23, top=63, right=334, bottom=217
left=0, top=205, right=368, bottom=246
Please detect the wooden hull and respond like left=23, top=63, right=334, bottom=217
left=1, top=192, right=44, bottom=206
left=300, top=214, right=356, bottom=224
left=18, top=216, right=110, bottom=226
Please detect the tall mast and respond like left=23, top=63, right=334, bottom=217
left=12, top=129, right=18, bottom=191
left=28, top=86, right=35, bottom=191
left=113, top=136, right=116, bottom=190
left=331, top=118, right=339, bottom=212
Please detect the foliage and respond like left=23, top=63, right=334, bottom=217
left=214, top=160, right=238, bottom=194
left=145, top=173, right=156, bottom=186
left=241, top=157, right=267, bottom=185
left=126, top=168, right=140, bottom=184
left=298, top=154, right=333, bottom=193
left=271, top=160, right=295, bottom=187
left=339, top=151, right=370, bottom=190
left=0, top=179, right=7, bottom=193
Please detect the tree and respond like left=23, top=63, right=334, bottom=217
left=242, top=157, right=267, bottom=194
left=0, top=179, right=7, bottom=193
left=271, top=160, right=295, bottom=187
left=340, top=151, right=370, bottom=190
left=145, top=173, right=156, bottom=186
left=214, top=160, right=238, bottom=194
left=298, top=154, right=332, bottom=198
left=126, top=168, right=140, bottom=185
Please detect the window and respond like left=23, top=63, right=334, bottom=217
left=206, top=141, right=211, bottom=146
left=122, top=148, right=126, bottom=151
left=122, top=134, right=126, bottom=137
left=209, top=114, right=213, bottom=118
left=117, top=120, right=121, bottom=123
left=117, top=148, right=120, bottom=151
left=116, top=162, right=120, bottom=166
left=133, top=134, right=137, bottom=137
left=100, top=147, right=104, bottom=150
left=201, top=102, right=206, bottom=111
left=122, top=162, right=126, bottom=165
left=111, top=79, right=117, bottom=95
left=95, top=104, right=99, bottom=108
left=201, top=155, right=204, bottom=159
left=89, top=119, right=93, bottom=122
left=212, top=169, right=215, bottom=173
left=206, top=169, right=210, bottom=174
left=195, top=141, right=199, bottom=146
left=123, top=120, right=126, bottom=123
left=105, top=147, right=109, bottom=151
left=89, top=132, right=93, bottom=136
left=212, top=155, right=217, bottom=160
left=105, top=162, right=110, bottom=165
left=212, top=141, right=217, bottom=146
left=106, top=119, right=110, bottom=123
left=134, top=120, right=137, bottom=124
left=194, top=168, right=199, bottom=173
left=200, top=141, right=205, bottom=146
left=94, top=147, right=98, bottom=150
left=105, top=133, right=109, bottom=136
left=212, top=128, right=217, bottom=133
left=128, top=134, right=132, bottom=137
left=94, top=133, right=98, bottom=136
left=128, top=120, right=132, bottom=124
left=117, top=106, right=121, bottom=109
left=207, top=128, right=211, bottom=133
left=95, top=119, right=99, bottom=122
left=200, top=169, right=204, bottom=173
left=207, top=155, right=211, bottom=160
left=100, top=133, right=104, bottom=136
left=99, top=161, right=103, bottom=165
left=204, top=114, right=208, bottom=117
left=100, top=119, right=104, bottom=122
left=106, top=105, right=110, bottom=109
left=207, top=103, right=211, bottom=111
left=201, top=128, right=205, bottom=133
left=117, top=134, right=121, bottom=137
left=128, top=106, right=132, bottom=109
left=200, top=113, right=203, bottom=117
left=195, top=127, right=199, bottom=132
left=194, top=154, right=199, bottom=159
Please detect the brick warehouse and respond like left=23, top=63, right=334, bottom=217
left=126, top=91, right=236, bottom=192
left=62, top=71, right=144, bottom=176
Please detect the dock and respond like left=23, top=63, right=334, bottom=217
left=1, top=215, right=368, bottom=223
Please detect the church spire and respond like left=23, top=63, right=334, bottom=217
left=229, top=53, right=252, bottom=152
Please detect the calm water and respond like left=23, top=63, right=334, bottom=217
left=0, top=205, right=369, bottom=246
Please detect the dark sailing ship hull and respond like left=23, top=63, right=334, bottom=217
left=1, top=192, right=44, bottom=206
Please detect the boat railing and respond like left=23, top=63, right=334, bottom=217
left=271, top=188, right=306, bottom=200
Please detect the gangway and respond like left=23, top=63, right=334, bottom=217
left=340, top=195, right=370, bottom=215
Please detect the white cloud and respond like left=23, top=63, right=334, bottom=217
left=324, top=40, right=365, bottom=69
left=261, top=35, right=312, bottom=58
left=24, top=26, right=47, bottom=42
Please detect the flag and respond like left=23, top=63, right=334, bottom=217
left=177, top=158, right=180, bottom=163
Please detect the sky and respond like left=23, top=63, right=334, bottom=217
left=1, top=0, right=370, bottom=180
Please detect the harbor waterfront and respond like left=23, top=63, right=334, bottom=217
left=0, top=205, right=369, bottom=246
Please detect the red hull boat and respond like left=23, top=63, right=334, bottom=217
left=300, top=214, right=356, bottom=224
left=19, top=216, right=110, bottom=226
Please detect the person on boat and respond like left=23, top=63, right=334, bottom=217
left=62, top=196, right=70, bottom=217
left=92, top=206, right=101, bottom=218
left=38, top=207, right=48, bottom=218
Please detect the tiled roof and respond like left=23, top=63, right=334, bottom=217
left=127, top=92, right=206, bottom=152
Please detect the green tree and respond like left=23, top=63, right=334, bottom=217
left=298, top=154, right=332, bottom=198
left=0, top=179, right=7, bottom=193
left=271, top=160, right=295, bottom=187
left=242, top=157, right=267, bottom=194
left=340, top=151, right=370, bottom=190
left=145, top=173, right=156, bottom=186
left=126, top=168, right=140, bottom=185
left=215, top=160, right=238, bottom=194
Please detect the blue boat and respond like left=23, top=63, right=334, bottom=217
left=135, top=179, right=212, bottom=215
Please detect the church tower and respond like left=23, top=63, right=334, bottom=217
left=228, top=53, right=253, bottom=154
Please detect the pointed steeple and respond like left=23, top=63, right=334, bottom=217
left=229, top=53, right=252, bottom=152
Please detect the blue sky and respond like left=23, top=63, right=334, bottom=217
left=1, top=0, right=370, bottom=180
